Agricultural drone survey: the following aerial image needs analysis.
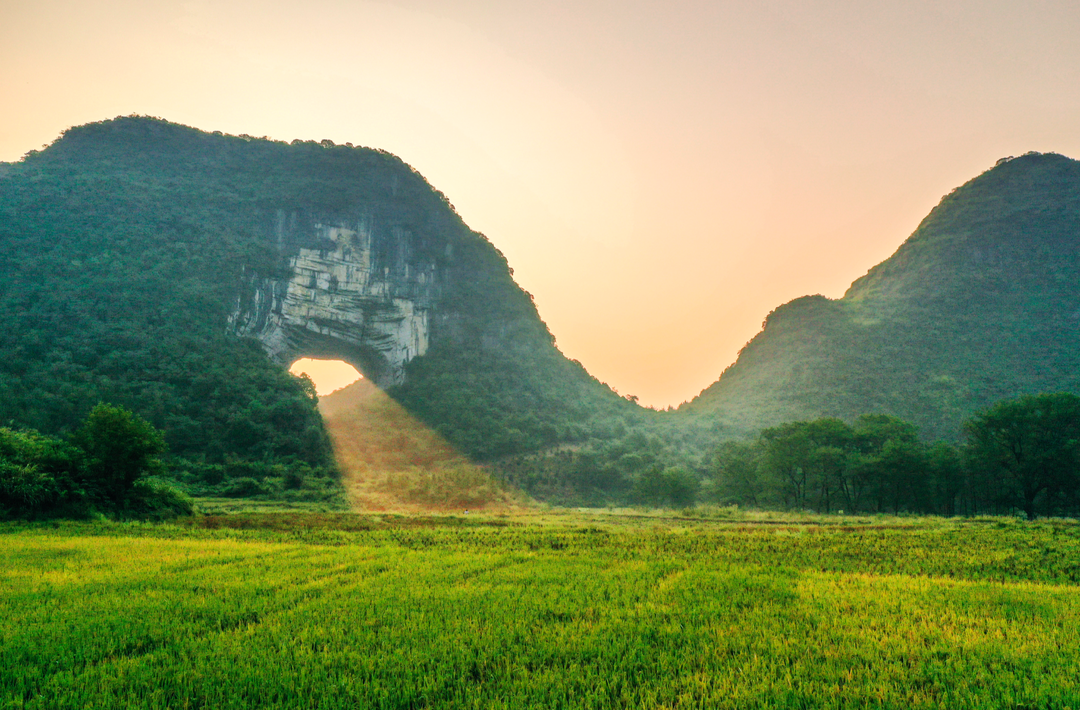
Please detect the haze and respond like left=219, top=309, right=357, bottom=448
left=4, top=0, right=1080, bottom=407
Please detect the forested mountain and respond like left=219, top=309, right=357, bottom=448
left=7, top=117, right=1080, bottom=509
left=689, top=152, right=1080, bottom=440
left=0, top=116, right=632, bottom=488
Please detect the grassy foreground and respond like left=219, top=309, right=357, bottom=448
left=3, top=512, right=1080, bottom=709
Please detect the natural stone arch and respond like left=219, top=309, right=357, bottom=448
left=230, top=214, right=437, bottom=389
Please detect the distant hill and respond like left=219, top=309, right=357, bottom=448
left=689, top=152, right=1080, bottom=439
left=0, top=116, right=632, bottom=487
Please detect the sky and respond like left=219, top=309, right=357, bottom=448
left=4, top=0, right=1080, bottom=407
left=290, top=359, right=363, bottom=397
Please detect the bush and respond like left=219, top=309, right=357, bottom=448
left=0, top=428, right=86, bottom=519
left=221, top=477, right=267, bottom=498
left=0, top=460, right=62, bottom=518
left=122, top=479, right=196, bottom=521
left=630, top=465, right=701, bottom=508
left=0, top=406, right=191, bottom=520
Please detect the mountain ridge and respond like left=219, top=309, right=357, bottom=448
left=689, top=151, right=1080, bottom=439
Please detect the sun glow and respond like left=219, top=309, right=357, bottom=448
left=289, top=358, right=363, bottom=396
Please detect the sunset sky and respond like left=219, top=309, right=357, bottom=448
left=4, top=0, right=1080, bottom=407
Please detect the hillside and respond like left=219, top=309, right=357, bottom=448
left=0, top=116, right=633, bottom=490
left=690, top=152, right=1080, bottom=439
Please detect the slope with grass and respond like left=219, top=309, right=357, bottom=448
left=317, top=380, right=523, bottom=512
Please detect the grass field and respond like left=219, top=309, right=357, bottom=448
left=3, top=512, right=1080, bottom=709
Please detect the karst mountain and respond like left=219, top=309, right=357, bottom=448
left=691, top=152, right=1080, bottom=440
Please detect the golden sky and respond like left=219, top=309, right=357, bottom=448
left=290, top=359, right=363, bottom=397
left=4, top=0, right=1080, bottom=407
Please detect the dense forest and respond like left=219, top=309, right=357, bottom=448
left=709, top=393, right=1080, bottom=520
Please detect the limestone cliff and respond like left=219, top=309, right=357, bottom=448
left=230, top=217, right=434, bottom=388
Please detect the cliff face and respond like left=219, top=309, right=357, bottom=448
left=230, top=216, right=435, bottom=387
left=690, top=152, right=1080, bottom=439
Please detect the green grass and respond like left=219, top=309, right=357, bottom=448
left=3, top=513, right=1080, bottom=708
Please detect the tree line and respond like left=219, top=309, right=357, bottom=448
left=709, top=392, right=1080, bottom=519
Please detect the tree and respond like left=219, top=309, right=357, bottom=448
left=710, top=440, right=764, bottom=506
left=760, top=419, right=854, bottom=512
left=964, top=393, right=1080, bottom=520
left=926, top=441, right=962, bottom=516
left=72, top=403, right=167, bottom=506
left=0, top=428, right=83, bottom=518
left=759, top=422, right=815, bottom=509
left=630, top=465, right=700, bottom=508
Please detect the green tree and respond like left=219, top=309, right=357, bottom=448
left=0, top=428, right=82, bottom=518
left=759, top=422, right=815, bottom=509
left=760, top=419, right=854, bottom=512
left=72, top=403, right=167, bottom=506
left=964, top=392, right=1080, bottom=519
left=710, top=440, right=764, bottom=506
left=848, top=415, right=927, bottom=514
left=630, top=465, right=700, bottom=508
left=926, top=441, right=962, bottom=516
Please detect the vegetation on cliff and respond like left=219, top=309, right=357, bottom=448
left=6, top=120, right=1080, bottom=508
left=0, top=118, right=340, bottom=483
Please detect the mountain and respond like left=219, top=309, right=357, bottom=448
left=689, top=152, right=1080, bottom=439
left=0, top=116, right=632, bottom=487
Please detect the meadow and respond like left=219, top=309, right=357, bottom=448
left=3, top=511, right=1080, bottom=709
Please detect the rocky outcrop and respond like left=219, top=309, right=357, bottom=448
left=229, top=215, right=437, bottom=388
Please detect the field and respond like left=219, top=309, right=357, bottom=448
left=3, top=511, right=1080, bottom=709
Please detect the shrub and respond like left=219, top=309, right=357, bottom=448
left=122, top=479, right=196, bottom=521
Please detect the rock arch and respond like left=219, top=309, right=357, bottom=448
left=229, top=213, right=436, bottom=389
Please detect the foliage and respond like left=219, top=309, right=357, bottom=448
left=119, top=478, right=196, bottom=521
left=0, top=405, right=190, bottom=520
left=493, top=411, right=721, bottom=507
left=629, top=465, right=700, bottom=507
left=0, top=428, right=84, bottom=519
left=3, top=515, right=1080, bottom=708
left=72, top=403, right=166, bottom=504
left=964, top=392, right=1080, bottom=519
left=708, top=394, right=1080, bottom=519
